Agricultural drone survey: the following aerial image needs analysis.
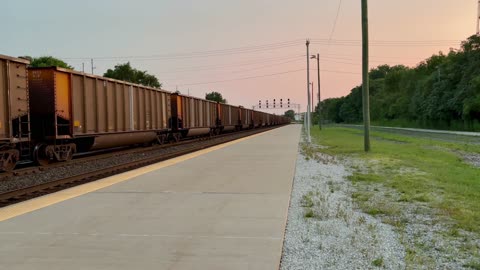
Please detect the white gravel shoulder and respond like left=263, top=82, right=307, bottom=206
left=280, top=142, right=405, bottom=270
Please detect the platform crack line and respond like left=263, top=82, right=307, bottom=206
left=0, top=231, right=281, bottom=240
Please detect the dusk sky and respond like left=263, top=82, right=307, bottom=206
left=1, top=0, right=476, bottom=113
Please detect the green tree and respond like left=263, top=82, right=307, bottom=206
left=104, top=62, right=161, bottom=88
left=320, top=98, right=344, bottom=123
left=26, top=56, right=73, bottom=69
left=284, top=109, right=295, bottom=121
left=205, top=91, right=227, bottom=103
left=319, top=35, right=480, bottom=131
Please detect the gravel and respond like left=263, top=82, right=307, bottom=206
left=281, top=136, right=480, bottom=269
left=280, top=140, right=405, bottom=270
left=460, top=152, right=480, bottom=168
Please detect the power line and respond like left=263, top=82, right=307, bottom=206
left=154, top=55, right=304, bottom=74
left=169, top=68, right=360, bottom=87
left=320, top=55, right=418, bottom=66
left=230, top=58, right=304, bottom=74
left=61, top=38, right=463, bottom=61
left=174, top=69, right=306, bottom=86
left=320, top=52, right=422, bottom=61
left=327, top=0, right=343, bottom=43
left=310, top=39, right=461, bottom=47
left=311, top=42, right=460, bottom=47
left=311, top=38, right=461, bottom=43
left=62, top=39, right=304, bottom=61
left=319, top=69, right=360, bottom=75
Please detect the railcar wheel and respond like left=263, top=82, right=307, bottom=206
left=169, top=133, right=180, bottom=143
left=34, top=144, right=51, bottom=166
left=156, top=134, right=166, bottom=145
left=65, top=148, right=74, bottom=162
left=1, top=156, right=17, bottom=172
left=1, top=150, right=19, bottom=172
left=174, top=133, right=180, bottom=143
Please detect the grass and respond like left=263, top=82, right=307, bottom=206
left=464, top=260, right=480, bottom=270
left=370, top=118, right=480, bottom=132
left=301, top=192, right=315, bottom=208
left=311, top=127, right=480, bottom=233
left=304, top=208, right=315, bottom=218
left=372, top=257, right=384, bottom=267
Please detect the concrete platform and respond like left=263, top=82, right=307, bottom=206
left=0, top=125, right=301, bottom=270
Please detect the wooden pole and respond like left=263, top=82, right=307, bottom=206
left=362, top=0, right=371, bottom=152
left=317, top=53, right=321, bottom=130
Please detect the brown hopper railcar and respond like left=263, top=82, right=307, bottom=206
left=251, top=110, right=262, bottom=128
left=169, top=93, right=218, bottom=140
left=218, top=103, right=241, bottom=132
left=239, top=106, right=253, bottom=130
left=28, top=67, right=171, bottom=165
left=0, top=55, right=30, bottom=171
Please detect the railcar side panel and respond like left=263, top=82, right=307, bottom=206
left=85, top=77, right=96, bottom=133
left=0, top=55, right=30, bottom=171
left=219, top=104, right=240, bottom=131
left=0, top=61, right=6, bottom=139
left=252, top=110, right=262, bottom=127
left=30, top=67, right=170, bottom=138
left=231, top=106, right=240, bottom=127
left=0, top=56, right=30, bottom=138
left=239, top=107, right=251, bottom=128
left=170, top=94, right=216, bottom=137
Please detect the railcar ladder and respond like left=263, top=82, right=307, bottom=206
left=18, top=117, right=31, bottom=159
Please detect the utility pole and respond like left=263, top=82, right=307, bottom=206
left=308, top=82, right=313, bottom=132
left=82, top=63, right=85, bottom=73
left=308, top=83, right=311, bottom=133
left=362, top=0, right=371, bottom=152
left=311, top=81, right=314, bottom=113
left=477, top=0, right=480, bottom=35
left=306, top=39, right=311, bottom=143
left=91, top=58, right=95, bottom=74
left=316, top=53, right=321, bottom=130
left=310, top=54, right=322, bottom=129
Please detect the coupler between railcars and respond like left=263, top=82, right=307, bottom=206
left=34, top=143, right=76, bottom=166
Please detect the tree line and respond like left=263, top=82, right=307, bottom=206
left=319, top=35, right=480, bottom=131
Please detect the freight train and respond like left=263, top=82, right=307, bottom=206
left=0, top=54, right=290, bottom=171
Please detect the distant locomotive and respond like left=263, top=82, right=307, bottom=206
left=0, top=54, right=290, bottom=171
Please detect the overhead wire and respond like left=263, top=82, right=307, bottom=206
left=62, top=36, right=461, bottom=90
left=326, top=0, right=343, bottom=50
left=310, top=39, right=461, bottom=47
left=62, top=38, right=462, bottom=62
left=168, top=67, right=360, bottom=87
left=62, top=39, right=304, bottom=61
left=154, top=55, right=304, bottom=74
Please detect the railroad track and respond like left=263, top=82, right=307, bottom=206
left=0, top=126, right=281, bottom=207
left=0, top=126, right=270, bottom=180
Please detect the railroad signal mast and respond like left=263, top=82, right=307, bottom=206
left=255, top=98, right=294, bottom=109
left=253, top=99, right=300, bottom=119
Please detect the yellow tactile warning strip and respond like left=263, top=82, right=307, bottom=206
left=0, top=129, right=276, bottom=222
